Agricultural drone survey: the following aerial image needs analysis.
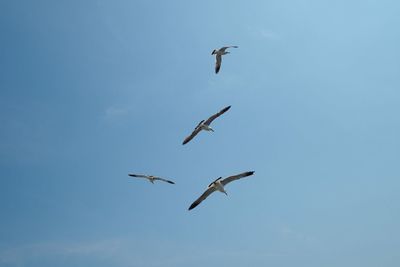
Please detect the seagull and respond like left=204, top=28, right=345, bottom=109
left=182, top=105, right=231, bottom=145
left=188, top=171, right=255, bottom=210
left=128, top=174, right=175, bottom=184
left=211, top=46, right=238, bottom=74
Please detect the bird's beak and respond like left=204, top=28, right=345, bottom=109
left=224, top=191, right=228, bottom=196
left=210, top=128, right=215, bottom=132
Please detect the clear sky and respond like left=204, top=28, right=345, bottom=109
left=1, top=0, right=400, bottom=266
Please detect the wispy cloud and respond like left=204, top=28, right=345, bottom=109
left=280, top=225, right=317, bottom=243
left=59, top=239, right=121, bottom=255
left=0, top=239, right=284, bottom=267
left=259, top=29, right=281, bottom=40
left=0, top=239, right=122, bottom=266
left=104, top=106, right=130, bottom=120
left=248, top=27, right=281, bottom=41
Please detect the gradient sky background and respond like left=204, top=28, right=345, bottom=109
left=1, top=0, right=400, bottom=266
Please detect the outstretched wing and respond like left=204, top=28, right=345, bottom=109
left=188, top=187, right=217, bottom=210
left=221, top=171, right=255, bottom=186
left=154, top=177, right=175, bottom=184
left=128, top=174, right=149, bottom=179
left=182, top=120, right=205, bottom=145
left=215, top=54, right=222, bottom=74
left=204, top=105, right=231, bottom=126
left=215, top=46, right=238, bottom=73
left=219, top=45, right=238, bottom=52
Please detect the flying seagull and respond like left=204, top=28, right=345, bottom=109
left=182, top=105, right=231, bottom=145
left=128, top=174, right=175, bottom=184
left=211, top=46, right=238, bottom=74
left=188, top=171, right=255, bottom=210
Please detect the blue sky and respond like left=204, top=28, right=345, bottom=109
left=1, top=0, right=400, bottom=266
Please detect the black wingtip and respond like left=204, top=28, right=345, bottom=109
left=220, top=105, right=231, bottom=113
left=247, top=171, right=255, bottom=176
left=168, top=180, right=175, bottom=184
left=188, top=204, right=196, bottom=210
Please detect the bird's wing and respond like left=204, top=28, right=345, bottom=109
left=219, top=46, right=239, bottom=52
left=154, top=177, right=175, bottom=184
left=215, top=54, right=222, bottom=74
left=182, top=126, right=203, bottom=145
left=195, top=119, right=205, bottom=129
left=221, top=171, right=255, bottom=186
left=128, top=174, right=149, bottom=179
left=188, top=186, right=217, bottom=210
left=204, top=105, right=231, bottom=126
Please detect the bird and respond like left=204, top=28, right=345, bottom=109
left=128, top=174, right=175, bottom=184
left=182, top=105, right=231, bottom=145
left=211, top=46, right=238, bottom=74
left=188, top=171, right=255, bottom=210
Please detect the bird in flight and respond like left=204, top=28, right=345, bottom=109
left=211, top=46, right=238, bottom=74
left=182, top=105, right=231, bottom=145
left=188, top=171, right=255, bottom=210
left=128, top=174, right=175, bottom=184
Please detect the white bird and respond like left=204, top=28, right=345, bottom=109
left=211, top=46, right=238, bottom=74
left=188, top=171, right=255, bottom=210
left=128, top=174, right=175, bottom=184
left=182, top=105, right=231, bottom=145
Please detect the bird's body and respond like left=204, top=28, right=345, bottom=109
left=128, top=174, right=175, bottom=184
left=188, top=171, right=255, bottom=210
left=211, top=46, right=238, bottom=74
left=182, top=105, right=231, bottom=145
left=209, top=178, right=227, bottom=195
left=146, top=175, right=158, bottom=184
left=199, top=124, right=214, bottom=132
